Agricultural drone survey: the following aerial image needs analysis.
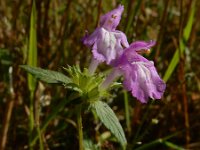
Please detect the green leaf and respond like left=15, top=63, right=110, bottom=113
left=28, top=0, right=37, bottom=91
left=91, top=101, right=127, bottom=147
left=21, top=65, right=72, bottom=84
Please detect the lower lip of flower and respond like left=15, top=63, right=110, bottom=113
left=131, top=61, right=151, bottom=82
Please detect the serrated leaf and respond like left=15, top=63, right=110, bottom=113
left=21, top=65, right=72, bottom=84
left=91, top=101, right=127, bottom=147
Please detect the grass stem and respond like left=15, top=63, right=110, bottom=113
left=123, top=90, right=131, bottom=134
left=29, top=91, right=34, bottom=150
left=77, top=105, right=83, bottom=150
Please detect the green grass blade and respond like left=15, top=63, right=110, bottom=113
left=182, top=0, right=196, bottom=41
left=163, top=141, right=184, bottom=150
left=27, top=1, right=38, bottom=149
left=134, top=131, right=181, bottom=150
left=28, top=0, right=37, bottom=91
left=163, top=0, right=196, bottom=82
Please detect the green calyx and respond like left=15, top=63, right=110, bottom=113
left=63, top=66, right=108, bottom=103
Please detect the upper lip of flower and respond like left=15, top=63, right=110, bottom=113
left=129, top=40, right=156, bottom=51
left=99, top=5, right=124, bottom=31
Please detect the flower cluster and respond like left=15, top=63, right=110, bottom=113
left=83, top=5, right=166, bottom=103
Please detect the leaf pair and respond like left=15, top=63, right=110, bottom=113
left=21, top=65, right=127, bottom=147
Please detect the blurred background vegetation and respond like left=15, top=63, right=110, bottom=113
left=0, top=0, right=200, bottom=149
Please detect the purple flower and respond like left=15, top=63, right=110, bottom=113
left=83, top=5, right=129, bottom=74
left=101, top=41, right=166, bottom=103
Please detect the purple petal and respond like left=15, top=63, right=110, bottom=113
left=82, top=28, right=101, bottom=47
left=92, top=42, right=106, bottom=62
left=128, top=40, right=156, bottom=52
left=100, top=5, right=124, bottom=31
left=84, top=27, right=128, bottom=65
left=115, top=30, right=129, bottom=48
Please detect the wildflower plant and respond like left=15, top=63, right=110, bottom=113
left=22, top=4, right=166, bottom=150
